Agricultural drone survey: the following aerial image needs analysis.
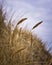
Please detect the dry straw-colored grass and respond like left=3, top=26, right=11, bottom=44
left=0, top=5, right=52, bottom=65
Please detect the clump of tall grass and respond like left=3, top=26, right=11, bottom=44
left=0, top=5, right=52, bottom=65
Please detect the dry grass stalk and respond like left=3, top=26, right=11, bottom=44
left=17, top=18, right=27, bottom=25
left=32, top=21, right=43, bottom=30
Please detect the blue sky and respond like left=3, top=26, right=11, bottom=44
left=0, top=0, right=52, bottom=54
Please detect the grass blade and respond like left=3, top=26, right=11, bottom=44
left=12, top=47, right=26, bottom=57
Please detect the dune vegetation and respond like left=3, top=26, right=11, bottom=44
left=0, top=5, right=52, bottom=65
